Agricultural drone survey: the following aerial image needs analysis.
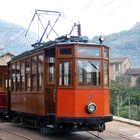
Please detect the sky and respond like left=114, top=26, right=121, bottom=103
left=0, top=0, right=140, bottom=38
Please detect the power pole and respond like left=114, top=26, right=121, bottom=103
left=117, top=95, right=120, bottom=117
left=128, top=93, right=131, bottom=120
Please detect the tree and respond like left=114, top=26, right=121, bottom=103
left=110, top=76, right=140, bottom=121
left=136, top=76, right=140, bottom=87
left=119, top=105, right=140, bottom=120
left=110, top=76, right=131, bottom=116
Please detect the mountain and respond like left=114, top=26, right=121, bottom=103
left=0, top=20, right=37, bottom=56
left=92, top=23, right=140, bottom=67
left=0, top=20, right=140, bottom=67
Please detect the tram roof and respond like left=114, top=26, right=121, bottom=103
left=11, top=36, right=109, bottom=61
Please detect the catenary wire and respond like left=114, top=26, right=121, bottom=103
left=107, top=24, right=140, bottom=43
left=80, top=0, right=95, bottom=16
left=4, top=0, right=133, bottom=50
left=105, top=0, right=130, bottom=17
left=5, top=30, right=31, bottom=49
left=95, top=0, right=116, bottom=13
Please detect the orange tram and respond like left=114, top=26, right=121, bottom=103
left=7, top=36, right=112, bottom=133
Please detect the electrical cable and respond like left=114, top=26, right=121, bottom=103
left=61, top=0, right=95, bottom=24
left=105, top=0, right=130, bottom=17
left=95, top=0, right=116, bottom=13
left=107, top=24, right=140, bottom=43
left=5, top=0, right=133, bottom=49
left=93, top=0, right=131, bottom=38
left=66, top=0, right=130, bottom=37
left=5, top=30, right=31, bottom=48
left=80, top=0, right=95, bottom=16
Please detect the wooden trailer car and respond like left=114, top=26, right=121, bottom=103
left=0, top=65, right=8, bottom=115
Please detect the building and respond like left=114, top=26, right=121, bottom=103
left=0, top=52, right=14, bottom=65
left=125, top=68, right=140, bottom=87
left=110, top=57, right=132, bottom=81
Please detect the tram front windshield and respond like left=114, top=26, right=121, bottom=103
left=78, top=60, right=100, bottom=86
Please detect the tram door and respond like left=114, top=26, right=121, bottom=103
left=47, top=57, right=56, bottom=114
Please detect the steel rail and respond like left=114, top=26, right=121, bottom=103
left=87, top=131, right=104, bottom=140
left=106, top=129, right=132, bottom=140
left=0, top=128, right=33, bottom=140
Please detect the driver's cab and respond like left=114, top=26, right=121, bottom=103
left=44, top=41, right=109, bottom=117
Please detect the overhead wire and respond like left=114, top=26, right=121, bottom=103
left=61, top=0, right=95, bottom=24
left=60, top=12, right=75, bottom=24
left=106, top=24, right=140, bottom=43
left=79, top=0, right=136, bottom=43
left=105, top=0, right=130, bottom=17
left=4, top=0, right=133, bottom=51
left=91, top=0, right=131, bottom=38
left=95, top=0, right=116, bottom=13
left=3, top=1, right=76, bottom=52
left=80, top=0, right=95, bottom=17
left=5, top=30, right=31, bottom=49
left=63, top=0, right=95, bottom=35
left=62, top=0, right=131, bottom=37
left=95, top=0, right=131, bottom=36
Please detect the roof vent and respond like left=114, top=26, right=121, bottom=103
left=79, top=36, right=89, bottom=43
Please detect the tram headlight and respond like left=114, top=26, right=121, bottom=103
left=86, top=103, right=96, bottom=113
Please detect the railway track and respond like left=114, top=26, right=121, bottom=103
left=0, top=128, right=132, bottom=140
left=87, top=129, right=132, bottom=140
left=0, top=128, right=33, bottom=140
left=106, top=129, right=132, bottom=140
left=87, top=131, right=104, bottom=140
left=0, top=121, right=138, bottom=140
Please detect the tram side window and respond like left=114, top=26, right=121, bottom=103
left=0, top=76, right=5, bottom=90
left=8, top=65, right=12, bottom=91
left=104, top=49, right=108, bottom=58
left=0, top=76, right=3, bottom=90
left=25, top=58, right=31, bottom=91
left=4, top=76, right=8, bottom=90
left=21, top=61, right=25, bottom=91
left=78, top=47, right=100, bottom=57
left=12, top=63, right=16, bottom=91
left=59, top=48, right=72, bottom=55
left=59, top=61, right=71, bottom=86
left=38, top=55, right=43, bottom=90
left=32, top=56, right=37, bottom=91
left=0, top=76, right=2, bottom=90
left=16, top=62, right=20, bottom=91
left=48, top=57, right=55, bottom=84
left=0, top=75, right=4, bottom=91
left=104, top=61, right=109, bottom=87
left=78, top=60, right=100, bottom=86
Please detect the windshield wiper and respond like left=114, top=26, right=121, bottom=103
left=88, top=61, right=99, bottom=71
